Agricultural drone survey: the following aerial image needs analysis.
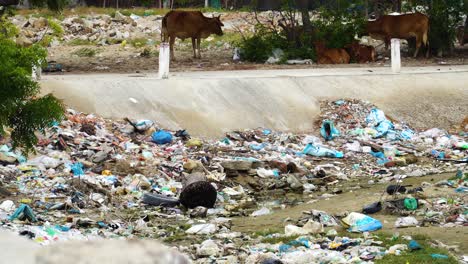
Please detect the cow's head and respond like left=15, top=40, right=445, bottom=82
left=210, top=15, right=224, bottom=36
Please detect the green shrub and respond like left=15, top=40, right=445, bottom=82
left=73, top=47, right=98, bottom=57
left=403, top=0, right=466, bottom=55
left=314, top=5, right=366, bottom=49
left=47, top=18, right=64, bottom=37
left=1, top=16, right=64, bottom=153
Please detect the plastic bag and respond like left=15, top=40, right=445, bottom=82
left=342, top=212, right=382, bottom=232
left=134, top=120, right=154, bottom=131
left=151, top=130, right=172, bottom=144
left=303, top=143, right=344, bottom=158
left=395, top=216, right=418, bottom=228
left=9, top=204, right=37, bottom=222
left=366, top=108, right=387, bottom=125
left=70, top=162, right=84, bottom=176
left=366, top=108, right=395, bottom=138
left=320, top=120, right=340, bottom=141
left=404, top=198, right=418, bottom=210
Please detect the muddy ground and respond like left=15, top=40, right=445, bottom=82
left=231, top=173, right=468, bottom=254
left=47, top=43, right=468, bottom=74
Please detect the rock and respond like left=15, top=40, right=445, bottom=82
left=186, top=138, right=203, bottom=148
left=186, top=223, right=216, bottom=234
left=15, top=35, right=33, bottom=47
left=404, top=154, right=419, bottom=164
left=284, top=225, right=309, bottom=236
left=189, top=206, right=208, bottom=218
left=217, top=255, right=240, bottom=264
left=395, top=216, right=419, bottom=228
left=408, top=169, right=425, bottom=177
left=0, top=152, right=17, bottom=164
left=286, top=174, right=303, bottom=191
left=302, top=220, right=324, bottom=234
left=32, top=17, right=48, bottom=30
left=245, top=253, right=279, bottom=264
left=35, top=238, right=191, bottom=264
left=196, top=239, right=220, bottom=257
left=326, top=229, right=338, bottom=236
left=183, top=160, right=203, bottom=173
left=251, top=207, right=271, bottom=217
left=71, top=17, right=85, bottom=24
left=22, top=29, right=35, bottom=38
left=114, top=11, right=126, bottom=21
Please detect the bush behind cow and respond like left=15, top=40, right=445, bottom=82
left=162, top=11, right=224, bottom=61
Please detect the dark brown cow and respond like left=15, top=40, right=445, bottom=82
left=162, top=10, right=224, bottom=61
left=345, top=41, right=376, bottom=63
left=314, top=41, right=350, bottom=64
left=365, top=12, right=429, bottom=57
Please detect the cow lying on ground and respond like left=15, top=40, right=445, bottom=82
left=161, top=10, right=224, bottom=61
left=345, top=41, right=376, bottom=63
left=314, top=41, right=350, bottom=64
left=365, top=12, right=429, bottom=58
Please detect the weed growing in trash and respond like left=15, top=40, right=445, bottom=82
left=374, top=233, right=458, bottom=264
left=68, top=39, right=97, bottom=46
left=72, top=47, right=98, bottom=57
left=261, top=234, right=300, bottom=244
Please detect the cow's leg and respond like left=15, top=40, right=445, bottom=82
left=197, top=38, right=201, bottom=59
left=169, top=36, right=176, bottom=61
left=191, top=37, right=197, bottom=59
left=414, top=35, right=421, bottom=58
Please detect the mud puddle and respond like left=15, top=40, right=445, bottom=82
left=232, top=172, right=468, bottom=253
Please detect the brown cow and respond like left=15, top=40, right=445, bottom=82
left=314, top=41, right=350, bottom=64
left=345, top=41, right=376, bottom=63
left=162, top=10, right=224, bottom=61
left=365, top=12, right=429, bottom=58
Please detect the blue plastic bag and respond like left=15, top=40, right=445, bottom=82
left=366, top=108, right=395, bottom=138
left=9, top=204, right=37, bottom=222
left=303, top=143, right=344, bottom=158
left=151, top=130, right=173, bottom=144
left=375, top=120, right=394, bottom=138
left=70, top=162, right=84, bottom=176
left=409, top=240, right=422, bottom=250
left=250, top=143, right=266, bottom=151
left=431, top=254, right=449, bottom=259
left=342, top=212, right=382, bottom=232
left=320, top=120, right=340, bottom=141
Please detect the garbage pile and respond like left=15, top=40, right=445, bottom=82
left=10, top=11, right=160, bottom=46
left=0, top=99, right=467, bottom=262
left=8, top=11, right=278, bottom=47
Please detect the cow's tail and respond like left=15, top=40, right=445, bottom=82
left=424, top=23, right=430, bottom=58
left=424, top=16, right=430, bottom=58
left=161, top=15, right=168, bottom=42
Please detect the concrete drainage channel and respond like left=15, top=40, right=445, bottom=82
left=40, top=66, right=468, bottom=137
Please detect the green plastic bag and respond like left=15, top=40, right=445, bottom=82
left=404, top=198, right=418, bottom=210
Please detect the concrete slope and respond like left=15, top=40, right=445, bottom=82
left=40, top=66, right=468, bottom=137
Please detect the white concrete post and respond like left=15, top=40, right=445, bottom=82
left=32, top=59, right=42, bottom=81
left=391, top=38, right=401, bottom=73
left=205, top=0, right=209, bottom=7
left=159, top=42, right=170, bottom=79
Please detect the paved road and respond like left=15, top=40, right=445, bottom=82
left=40, top=65, right=468, bottom=137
